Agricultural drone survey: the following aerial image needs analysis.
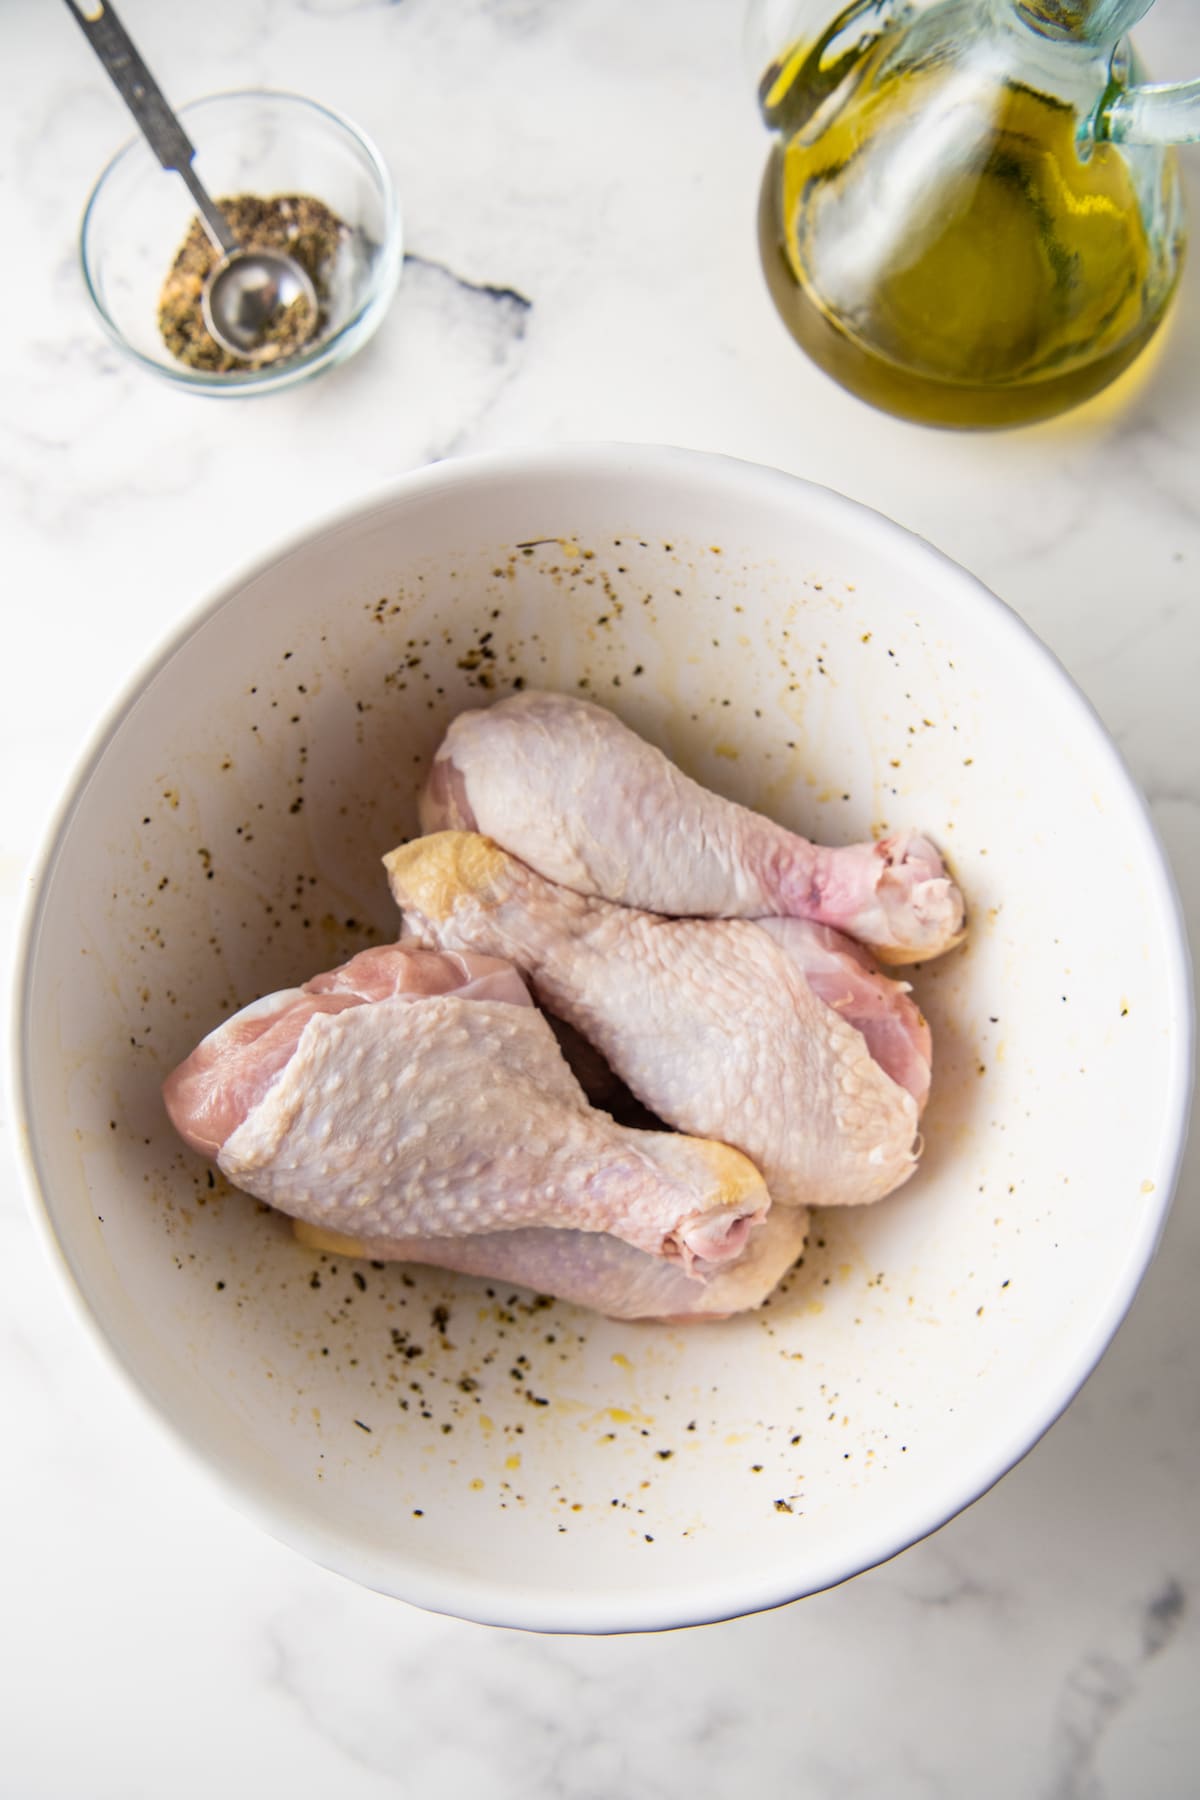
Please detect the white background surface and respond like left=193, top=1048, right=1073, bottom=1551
left=3, top=1, right=1198, bottom=1795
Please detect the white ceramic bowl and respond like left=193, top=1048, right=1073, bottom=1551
left=14, top=446, right=1192, bottom=1633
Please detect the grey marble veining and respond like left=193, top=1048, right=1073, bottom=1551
left=2, top=0, right=1198, bottom=1795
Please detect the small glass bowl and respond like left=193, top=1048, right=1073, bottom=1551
left=81, top=90, right=402, bottom=395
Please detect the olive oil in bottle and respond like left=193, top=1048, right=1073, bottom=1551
left=757, top=9, right=1184, bottom=427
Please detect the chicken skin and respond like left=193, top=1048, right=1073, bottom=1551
left=163, top=946, right=779, bottom=1298
left=420, top=690, right=964, bottom=964
left=385, top=834, right=924, bottom=1211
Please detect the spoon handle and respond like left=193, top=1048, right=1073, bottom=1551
left=63, top=0, right=238, bottom=255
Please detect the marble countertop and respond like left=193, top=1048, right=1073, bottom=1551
left=3, top=0, right=1198, bottom=1793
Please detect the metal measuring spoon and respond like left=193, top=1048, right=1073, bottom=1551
left=65, top=0, right=318, bottom=361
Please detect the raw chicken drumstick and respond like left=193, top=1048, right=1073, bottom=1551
left=163, top=945, right=777, bottom=1287
left=420, top=690, right=965, bottom=964
left=292, top=1208, right=811, bottom=1324
left=385, top=834, right=926, bottom=1212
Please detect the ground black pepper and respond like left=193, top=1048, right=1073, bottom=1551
left=157, top=193, right=349, bottom=372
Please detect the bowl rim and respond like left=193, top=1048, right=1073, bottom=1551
left=78, top=86, right=403, bottom=395
left=10, top=443, right=1196, bottom=1633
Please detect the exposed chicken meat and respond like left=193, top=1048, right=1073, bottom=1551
left=755, top=918, right=931, bottom=1108
left=385, top=833, right=923, bottom=1210
left=164, top=945, right=531, bottom=1158
left=420, top=690, right=964, bottom=963
left=163, top=944, right=774, bottom=1289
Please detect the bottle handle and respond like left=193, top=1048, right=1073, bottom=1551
left=1098, top=77, right=1200, bottom=146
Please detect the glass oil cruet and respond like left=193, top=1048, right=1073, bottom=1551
left=749, top=0, right=1199, bottom=426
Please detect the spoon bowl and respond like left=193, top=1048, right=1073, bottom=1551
left=202, top=246, right=319, bottom=361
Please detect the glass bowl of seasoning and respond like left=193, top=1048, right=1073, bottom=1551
left=80, top=89, right=402, bottom=395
